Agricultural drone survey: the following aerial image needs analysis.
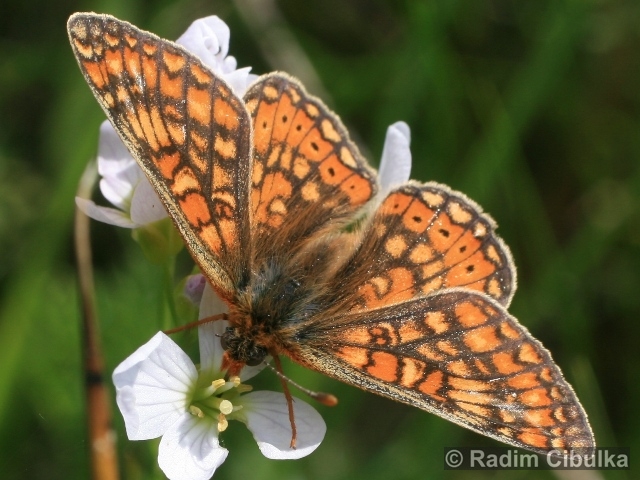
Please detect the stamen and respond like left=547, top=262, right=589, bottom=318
left=189, top=405, right=205, bottom=418
left=211, top=378, right=226, bottom=391
left=217, top=413, right=228, bottom=432
left=236, top=384, right=253, bottom=393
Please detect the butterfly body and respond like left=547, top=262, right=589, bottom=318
left=68, top=12, right=595, bottom=455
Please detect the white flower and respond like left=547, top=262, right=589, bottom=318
left=377, top=121, right=412, bottom=199
left=113, top=285, right=326, bottom=480
left=77, top=16, right=257, bottom=228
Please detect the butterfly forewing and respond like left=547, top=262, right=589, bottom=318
left=244, top=74, right=377, bottom=262
left=296, top=289, right=594, bottom=454
left=68, top=13, right=252, bottom=299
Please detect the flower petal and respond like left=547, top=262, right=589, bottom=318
left=240, top=391, right=326, bottom=459
left=113, top=332, right=198, bottom=440
left=177, top=16, right=230, bottom=67
left=75, top=197, right=137, bottom=228
left=129, top=177, right=168, bottom=225
left=378, top=121, right=412, bottom=197
left=198, top=285, right=230, bottom=376
left=158, top=413, right=228, bottom=480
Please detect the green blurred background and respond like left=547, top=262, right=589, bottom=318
left=0, top=0, right=637, bottom=478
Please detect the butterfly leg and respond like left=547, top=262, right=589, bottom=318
left=163, top=313, right=228, bottom=335
left=273, top=354, right=297, bottom=449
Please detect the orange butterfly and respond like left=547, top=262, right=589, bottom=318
left=68, top=13, right=594, bottom=455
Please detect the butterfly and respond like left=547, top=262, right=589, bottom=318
left=68, top=12, right=594, bottom=455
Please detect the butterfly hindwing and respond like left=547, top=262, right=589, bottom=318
left=295, top=289, right=594, bottom=454
left=68, top=13, right=252, bottom=299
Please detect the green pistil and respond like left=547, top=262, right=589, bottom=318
left=189, top=375, right=251, bottom=431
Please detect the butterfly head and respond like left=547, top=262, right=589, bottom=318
left=221, top=326, right=269, bottom=366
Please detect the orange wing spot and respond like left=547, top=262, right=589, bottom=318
left=524, top=409, right=555, bottom=427
left=448, top=377, right=492, bottom=392
left=446, top=250, right=496, bottom=287
left=266, top=144, right=282, bottom=167
left=444, top=230, right=482, bottom=267
left=424, top=311, right=448, bottom=334
left=301, top=181, right=320, bottom=201
left=554, top=408, right=567, bottom=422
left=104, top=48, right=123, bottom=77
left=341, top=175, right=372, bottom=205
left=104, top=33, right=119, bottom=47
left=400, top=358, right=427, bottom=388
left=253, top=100, right=278, bottom=154
left=213, top=98, right=240, bottom=130
left=475, top=359, right=491, bottom=375
left=336, top=346, right=368, bottom=369
left=500, top=322, right=520, bottom=340
left=402, top=200, right=436, bottom=234
left=321, top=118, right=341, bottom=142
left=492, top=352, right=523, bottom=375
left=485, top=244, right=502, bottom=264
left=540, top=368, right=553, bottom=383
left=213, top=164, right=232, bottom=188
left=398, top=320, right=424, bottom=343
left=500, top=410, right=516, bottom=423
left=457, top=403, right=492, bottom=418
left=463, top=325, right=501, bottom=353
left=519, top=343, right=542, bottom=364
left=160, top=69, right=183, bottom=98
left=126, top=110, right=145, bottom=141
left=124, top=34, right=138, bottom=48
left=142, top=42, right=157, bottom=56
left=188, top=146, right=207, bottom=173
left=550, top=387, right=563, bottom=401
left=421, top=260, right=445, bottom=281
left=455, top=301, right=490, bottom=328
left=150, top=106, right=171, bottom=147
left=253, top=172, right=293, bottom=225
left=286, top=109, right=315, bottom=148
left=73, top=39, right=93, bottom=59
left=429, top=211, right=465, bottom=252
left=252, top=162, right=264, bottom=186
left=422, top=190, right=444, bottom=208
left=293, top=156, right=310, bottom=179
left=436, top=340, right=458, bottom=356
left=358, top=267, right=414, bottom=310
left=190, top=131, right=208, bottom=151
left=172, top=166, right=199, bottom=195
left=272, top=93, right=297, bottom=142
left=138, top=109, right=160, bottom=152
left=199, top=224, right=222, bottom=254
left=519, top=430, right=548, bottom=449
left=450, top=390, right=494, bottom=406
left=166, top=121, right=185, bottom=145
left=385, top=235, right=407, bottom=259
left=339, top=146, right=357, bottom=168
left=305, top=102, right=319, bottom=117
left=507, top=372, right=540, bottom=390
left=421, top=277, right=444, bottom=294
left=82, top=60, right=107, bottom=89
left=519, top=388, right=552, bottom=408
left=409, top=243, right=434, bottom=264
left=189, top=62, right=211, bottom=84
left=341, top=326, right=371, bottom=345
left=162, top=49, right=186, bottom=73
left=179, top=192, right=211, bottom=226
left=447, top=200, right=473, bottom=224
left=319, top=154, right=350, bottom=185
left=262, top=85, right=279, bottom=99
left=141, top=56, right=158, bottom=89
left=447, top=360, right=471, bottom=376
left=187, top=87, right=212, bottom=125
left=418, top=370, right=445, bottom=400
left=379, top=192, right=412, bottom=216
left=214, top=135, right=236, bottom=159
left=154, top=151, right=180, bottom=179
left=218, top=218, right=237, bottom=248
left=415, top=344, right=445, bottom=362
left=366, top=351, right=399, bottom=382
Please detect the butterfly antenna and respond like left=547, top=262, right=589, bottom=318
left=265, top=359, right=339, bottom=407
left=163, top=313, right=228, bottom=335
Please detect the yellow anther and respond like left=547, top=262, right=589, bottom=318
left=211, top=378, right=226, bottom=390
left=217, top=413, right=228, bottom=432
left=219, top=399, right=233, bottom=415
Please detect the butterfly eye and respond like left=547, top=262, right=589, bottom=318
left=245, top=355, right=265, bottom=367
